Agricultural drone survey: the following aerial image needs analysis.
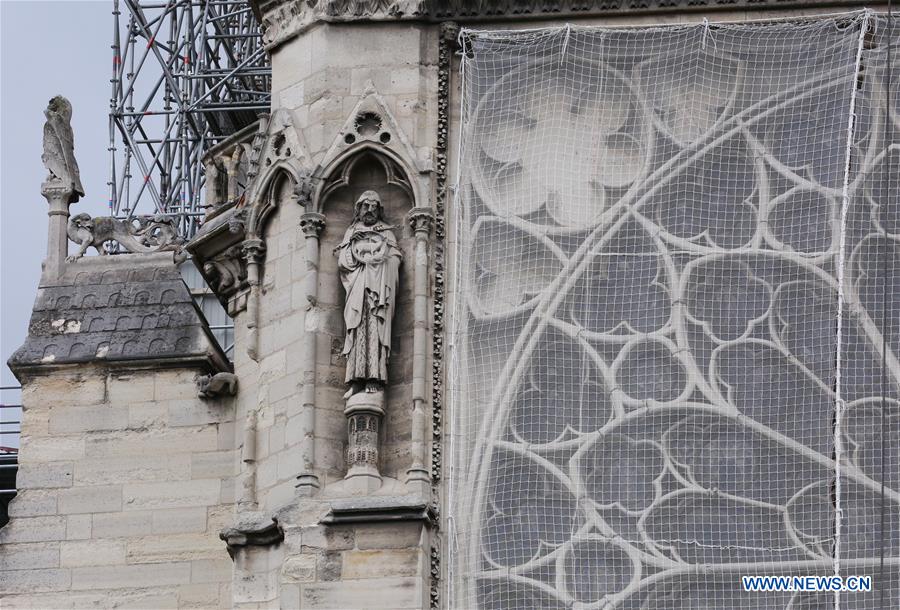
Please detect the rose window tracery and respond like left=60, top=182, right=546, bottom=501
left=452, top=16, right=900, bottom=609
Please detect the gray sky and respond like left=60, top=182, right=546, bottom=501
left=2, top=1, right=113, bottom=390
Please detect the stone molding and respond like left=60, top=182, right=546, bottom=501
left=321, top=494, right=437, bottom=525
left=251, top=0, right=867, bottom=50
left=429, top=22, right=456, bottom=610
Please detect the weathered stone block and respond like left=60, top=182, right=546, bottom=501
left=57, top=485, right=123, bottom=515
left=233, top=569, right=278, bottom=604
left=299, top=577, right=422, bottom=609
left=177, top=582, right=221, bottom=608
left=75, top=454, right=191, bottom=486
left=125, top=532, right=223, bottom=563
left=59, top=539, right=126, bottom=567
left=355, top=522, right=423, bottom=550
left=298, top=525, right=354, bottom=551
left=190, top=557, right=233, bottom=584
left=168, top=400, right=226, bottom=427
left=91, top=511, right=153, bottom=538
left=151, top=506, right=209, bottom=535
left=15, top=462, right=73, bottom=489
left=7, top=490, right=58, bottom=517
left=280, top=555, right=316, bottom=583
left=0, top=567, right=71, bottom=595
left=20, top=436, right=84, bottom=462
left=66, top=514, right=92, bottom=540
left=128, top=401, right=168, bottom=428
left=106, top=373, right=156, bottom=405
left=26, top=374, right=106, bottom=407
left=190, top=451, right=237, bottom=479
left=86, top=427, right=218, bottom=457
left=341, top=549, right=420, bottom=579
left=154, top=369, right=202, bottom=402
left=122, top=479, right=221, bottom=510
left=70, top=562, right=191, bottom=590
left=0, top=542, right=60, bottom=571
left=48, top=405, right=129, bottom=434
left=0, top=516, right=67, bottom=544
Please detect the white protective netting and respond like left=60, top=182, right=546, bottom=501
left=449, top=12, right=899, bottom=609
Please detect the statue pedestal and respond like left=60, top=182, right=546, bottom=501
left=343, top=390, right=385, bottom=494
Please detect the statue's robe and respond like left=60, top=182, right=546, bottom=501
left=336, top=221, right=402, bottom=384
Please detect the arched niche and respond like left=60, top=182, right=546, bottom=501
left=317, top=150, right=417, bottom=481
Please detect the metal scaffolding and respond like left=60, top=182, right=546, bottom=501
left=109, top=0, right=270, bottom=237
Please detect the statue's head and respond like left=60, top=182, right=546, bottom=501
left=70, top=213, right=94, bottom=230
left=47, top=95, right=72, bottom=121
left=354, top=190, right=383, bottom=227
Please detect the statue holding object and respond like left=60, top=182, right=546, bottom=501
left=335, top=190, right=402, bottom=490
left=335, top=190, right=402, bottom=398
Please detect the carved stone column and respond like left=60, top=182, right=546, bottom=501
left=344, top=391, right=385, bottom=493
left=42, top=183, right=75, bottom=279
left=296, top=212, right=325, bottom=495
left=238, top=410, right=258, bottom=510
left=241, top=238, right=266, bottom=361
left=406, top=207, right=434, bottom=495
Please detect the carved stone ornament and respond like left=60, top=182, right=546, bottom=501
left=197, top=372, right=239, bottom=399
left=257, top=0, right=427, bottom=48
left=42, top=95, right=84, bottom=202
left=203, top=245, right=248, bottom=297
left=66, top=213, right=185, bottom=261
left=219, top=511, right=283, bottom=559
left=407, top=207, right=434, bottom=236
left=316, top=85, right=429, bottom=201
left=299, top=212, right=326, bottom=238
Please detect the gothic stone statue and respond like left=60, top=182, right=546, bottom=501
left=42, top=95, right=84, bottom=202
left=335, top=191, right=402, bottom=398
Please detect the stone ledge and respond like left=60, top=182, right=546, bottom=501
left=321, top=494, right=435, bottom=525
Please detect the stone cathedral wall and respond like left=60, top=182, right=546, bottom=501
left=0, top=367, right=236, bottom=608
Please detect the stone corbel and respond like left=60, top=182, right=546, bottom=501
left=295, top=212, right=326, bottom=496
left=220, top=511, right=283, bottom=559
left=241, top=238, right=267, bottom=361
left=406, top=207, right=434, bottom=494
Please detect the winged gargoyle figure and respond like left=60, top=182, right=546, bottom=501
left=42, top=95, right=84, bottom=202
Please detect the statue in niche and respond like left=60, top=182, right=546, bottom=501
left=335, top=190, right=402, bottom=398
left=42, top=95, right=84, bottom=202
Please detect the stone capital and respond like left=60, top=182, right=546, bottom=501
left=406, top=207, right=434, bottom=237
left=299, top=212, right=326, bottom=238
left=241, top=238, right=266, bottom=264
left=41, top=181, right=75, bottom=211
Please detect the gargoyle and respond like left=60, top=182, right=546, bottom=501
left=197, top=372, right=238, bottom=399
left=66, top=213, right=184, bottom=261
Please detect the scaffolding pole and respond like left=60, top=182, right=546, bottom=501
left=109, top=0, right=270, bottom=237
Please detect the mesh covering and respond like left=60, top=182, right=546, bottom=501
left=449, top=13, right=899, bottom=609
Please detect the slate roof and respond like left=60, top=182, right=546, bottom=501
left=8, top=253, right=230, bottom=373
